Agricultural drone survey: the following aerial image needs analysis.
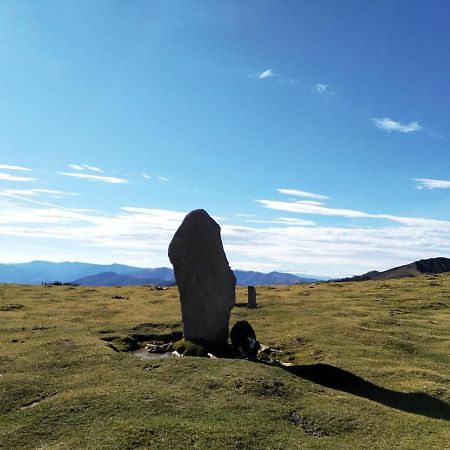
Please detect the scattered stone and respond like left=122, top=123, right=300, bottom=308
left=111, top=295, right=128, bottom=300
left=155, top=286, right=169, bottom=291
left=168, top=209, right=236, bottom=342
left=145, top=342, right=173, bottom=353
left=259, top=344, right=283, bottom=354
left=247, top=285, right=257, bottom=308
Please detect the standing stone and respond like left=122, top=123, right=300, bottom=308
left=168, top=209, right=236, bottom=342
left=247, top=285, right=257, bottom=308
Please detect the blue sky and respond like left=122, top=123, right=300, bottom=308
left=1, top=1, right=450, bottom=277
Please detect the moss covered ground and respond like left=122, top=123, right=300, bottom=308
left=1, top=276, right=449, bottom=449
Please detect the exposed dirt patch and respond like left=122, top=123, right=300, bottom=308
left=388, top=339, right=417, bottom=354
left=420, top=301, right=448, bottom=310
left=390, top=308, right=413, bottom=316
left=130, top=322, right=183, bottom=342
left=0, top=303, right=24, bottom=311
left=102, top=323, right=183, bottom=353
left=288, top=411, right=328, bottom=437
left=234, top=378, right=288, bottom=398
left=20, top=393, right=58, bottom=410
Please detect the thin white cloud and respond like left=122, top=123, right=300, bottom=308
left=69, top=164, right=84, bottom=170
left=0, top=173, right=34, bottom=182
left=313, top=83, right=335, bottom=96
left=257, top=197, right=450, bottom=229
left=58, top=172, right=128, bottom=184
left=277, top=217, right=316, bottom=225
left=120, top=207, right=185, bottom=220
left=84, top=165, right=103, bottom=173
left=142, top=174, right=151, bottom=180
left=296, top=200, right=325, bottom=206
left=1, top=188, right=77, bottom=197
left=372, top=118, right=422, bottom=133
left=248, top=217, right=315, bottom=226
left=258, top=69, right=276, bottom=79
left=69, top=164, right=103, bottom=173
left=235, top=213, right=257, bottom=218
left=414, top=178, right=450, bottom=190
left=0, top=164, right=32, bottom=171
left=157, top=176, right=169, bottom=182
left=277, top=188, right=329, bottom=201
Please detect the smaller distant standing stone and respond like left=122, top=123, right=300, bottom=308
left=247, top=285, right=257, bottom=308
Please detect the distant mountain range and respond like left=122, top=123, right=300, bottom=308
left=336, top=257, right=450, bottom=282
left=0, top=261, right=318, bottom=286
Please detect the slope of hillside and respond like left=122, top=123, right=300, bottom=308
left=338, top=257, right=450, bottom=282
left=1, top=275, right=449, bottom=449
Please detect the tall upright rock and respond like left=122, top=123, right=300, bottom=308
left=247, top=285, right=257, bottom=308
left=168, top=209, right=236, bottom=342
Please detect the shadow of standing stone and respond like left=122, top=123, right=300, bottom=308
left=168, top=209, right=236, bottom=343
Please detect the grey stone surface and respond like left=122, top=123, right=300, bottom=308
left=168, top=209, right=236, bottom=342
left=247, top=285, right=257, bottom=308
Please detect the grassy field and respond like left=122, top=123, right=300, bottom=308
left=1, top=275, right=449, bottom=449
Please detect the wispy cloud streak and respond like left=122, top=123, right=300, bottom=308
left=0, top=164, right=32, bottom=171
left=372, top=118, right=422, bottom=133
left=1, top=188, right=77, bottom=197
left=58, top=172, right=128, bottom=184
left=247, top=217, right=315, bottom=226
left=0, top=173, right=34, bottom=182
left=257, top=198, right=450, bottom=228
left=414, top=178, right=450, bottom=189
left=258, top=68, right=276, bottom=79
left=313, top=83, right=335, bottom=96
left=69, top=164, right=103, bottom=173
left=277, top=188, right=329, bottom=201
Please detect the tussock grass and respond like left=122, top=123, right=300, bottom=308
left=1, top=277, right=449, bottom=449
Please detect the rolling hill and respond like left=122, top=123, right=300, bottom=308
left=337, top=257, right=450, bottom=282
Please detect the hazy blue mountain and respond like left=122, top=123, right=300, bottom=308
left=0, top=261, right=319, bottom=286
left=128, top=267, right=175, bottom=281
left=73, top=269, right=314, bottom=287
left=72, top=271, right=175, bottom=287
left=0, top=261, right=139, bottom=284
left=233, top=270, right=315, bottom=285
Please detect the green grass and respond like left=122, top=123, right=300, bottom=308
left=1, top=276, right=449, bottom=449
